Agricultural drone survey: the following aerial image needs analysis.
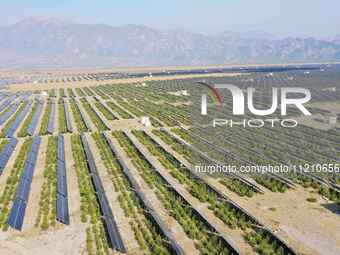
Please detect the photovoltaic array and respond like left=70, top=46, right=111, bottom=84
left=80, top=134, right=126, bottom=253
left=63, top=99, right=73, bottom=132
left=0, top=103, right=20, bottom=126
left=7, top=136, right=41, bottom=230
left=6, top=101, right=33, bottom=137
left=0, top=138, right=18, bottom=175
left=47, top=101, right=56, bottom=134
left=56, top=135, right=69, bottom=225
left=26, top=101, right=44, bottom=136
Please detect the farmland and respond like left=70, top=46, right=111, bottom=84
left=0, top=64, right=339, bottom=255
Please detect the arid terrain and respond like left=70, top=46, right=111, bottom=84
left=0, top=64, right=339, bottom=255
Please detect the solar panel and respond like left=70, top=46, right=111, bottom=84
left=63, top=100, right=73, bottom=132
left=7, top=136, right=40, bottom=231
left=56, top=135, right=69, bottom=225
left=57, top=159, right=66, bottom=175
left=80, top=134, right=126, bottom=252
left=91, top=174, right=104, bottom=194
left=5, top=102, right=32, bottom=137
left=56, top=194, right=69, bottom=225
left=21, top=163, right=34, bottom=181
left=26, top=152, right=37, bottom=165
left=47, top=102, right=56, bottom=134
left=26, top=102, right=44, bottom=136
left=15, top=178, right=31, bottom=201
left=0, top=138, right=17, bottom=175
left=57, top=137, right=65, bottom=161
left=103, top=216, right=126, bottom=252
left=87, top=99, right=109, bottom=130
left=57, top=174, right=67, bottom=197
left=0, top=103, right=19, bottom=125
left=77, top=103, right=92, bottom=131
left=0, top=99, right=11, bottom=113
left=7, top=198, right=27, bottom=231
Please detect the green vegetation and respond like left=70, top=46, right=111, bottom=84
left=91, top=86, right=109, bottom=99
left=152, top=129, right=193, bottom=163
left=132, top=130, right=286, bottom=255
left=0, top=139, right=9, bottom=151
left=0, top=139, right=33, bottom=230
left=306, top=197, right=317, bottom=203
left=80, top=98, right=108, bottom=131
left=71, top=135, right=110, bottom=255
left=59, top=88, right=66, bottom=97
left=92, top=133, right=173, bottom=254
left=0, top=102, right=26, bottom=138
left=58, top=99, right=67, bottom=133
left=254, top=175, right=288, bottom=193
left=106, top=101, right=132, bottom=119
left=35, top=136, right=57, bottom=230
left=93, top=100, right=116, bottom=121
left=69, top=99, right=88, bottom=132
left=39, top=100, right=52, bottom=135
left=67, top=88, right=76, bottom=98
left=17, top=102, right=37, bottom=137
left=75, top=88, right=86, bottom=97
left=113, top=131, right=236, bottom=255
left=84, top=87, right=95, bottom=96
left=220, top=179, right=254, bottom=197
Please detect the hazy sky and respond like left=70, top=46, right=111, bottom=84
left=1, top=0, right=338, bottom=38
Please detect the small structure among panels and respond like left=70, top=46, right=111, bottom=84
left=56, top=135, right=69, bottom=225
left=0, top=138, right=17, bottom=175
left=7, top=136, right=41, bottom=230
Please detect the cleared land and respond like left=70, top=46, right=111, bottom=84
left=0, top=65, right=339, bottom=255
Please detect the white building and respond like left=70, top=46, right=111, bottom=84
left=181, top=90, right=189, bottom=96
left=141, top=116, right=151, bottom=127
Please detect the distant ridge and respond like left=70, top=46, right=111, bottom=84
left=1, top=17, right=340, bottom=68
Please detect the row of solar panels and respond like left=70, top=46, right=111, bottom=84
left=102, top=133, right=184, bottom=255
left=26, top=102, right=44, bottom=136
left=95, top=97, right=119, bottom=120
left=76, top=102, right=91, bottom=131
left=80, top=134, right=126, bottom=253
left=56, top=135, right=70, bottom=225
left=6, top=102, right=33, bottom=138
left=0, top=98, right=12, bottom=113
left=0, top=103, right=20, bottom=126
left=63, top=99, right=73, bottom=132
left=124, top=131, right=243, bottom=255
left=47, top=102, right=56, bottom=134
left=8, top=137, right=41, bottom=230
left=22, top=92, right=32, bottom=101
left=164, top=130, right=297, bottom=255
left=86, top=99, right=109, bottom=130
left=0, top=138, right=18, bottom=175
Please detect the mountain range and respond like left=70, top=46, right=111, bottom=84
left=1, top=17, right=340, bottom=68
